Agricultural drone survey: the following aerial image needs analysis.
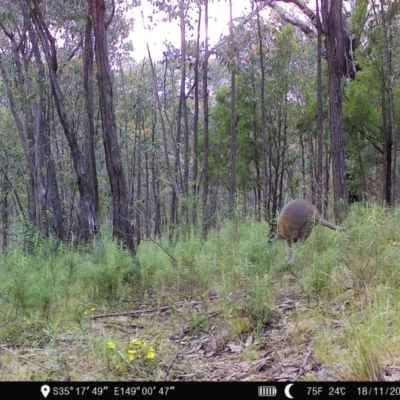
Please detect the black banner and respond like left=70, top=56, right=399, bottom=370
left=2, top=381, right=400, bottom=399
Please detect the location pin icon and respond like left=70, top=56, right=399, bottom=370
left=41, top=385, right=51, bottom=398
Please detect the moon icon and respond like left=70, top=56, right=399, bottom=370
left=285, top=383, right=294, bottom=399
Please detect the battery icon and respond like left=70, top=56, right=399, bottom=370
left=258, top=386, right=277, bottom=397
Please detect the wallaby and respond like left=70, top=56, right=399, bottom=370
left=268, top=199, right=344, bottom=263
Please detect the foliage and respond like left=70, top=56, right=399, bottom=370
left=1, top=204, right=400, bottom=380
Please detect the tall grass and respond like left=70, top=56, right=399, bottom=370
left=2, top=202, right=400, bottom=380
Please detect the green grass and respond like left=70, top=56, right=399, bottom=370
left=1, top=203, right=400, bottom=380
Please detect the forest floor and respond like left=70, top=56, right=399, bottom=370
left=3, top=205, right=400, bottom=381
left=3, top=272, right=400, bottom=382
left=2, top=286, right=320, bottom=381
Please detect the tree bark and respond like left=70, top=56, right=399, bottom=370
left=29, top=0, right=100, bottom=243
left=83, top=0, right=99, bottom=214
left=228, top=0, right=237, bottom=214
left=321, top=0, right=348, bottom=222
left=2, top=172, right=9, bottom=251
left=179, top=0, right=190, bottom=197
left=256, top=3, right=269, bottom=221
left=315, top=0, right=324, bottom=213
left=90, top=0, right=135, bottom=253
left=379, top=0, right=398, bottom=204
left=192, top=1, right=201, bottom=224
left=202, top=0, right=210, bottom=235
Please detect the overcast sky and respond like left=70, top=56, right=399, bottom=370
left=130, top=1, right=268, bottom=60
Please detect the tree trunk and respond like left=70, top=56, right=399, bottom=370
left=380, top=0, right=398, bottom=205
left=256, top=4, right=269, bottom=221
left=83, top=0, right=100, bottom=214
left=2, top=172, right=9, bottom=251
left=321, top=0, right=348, bottom=222
left=135, top=128, right=142, bottom=247
left=228, top=0, right=237, bottom=214
left=202, top=0, right=210, bottom=235
left=251, top=75, right=262, bottom=220
left=90, top=0, right=135, bottom=253
left=315, top=0, right=324, bottom=213
left=28, top=0, right=100, bottom=243
left=179, top=0, right=190, bottom=197
left=0, top=53, right=36, bottom=228
left=192, top=1, right=201, bottom=225
left=151, top=121, right=162, bottom=238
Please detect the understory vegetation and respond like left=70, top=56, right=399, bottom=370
left=1, top=202, right=399, bottom=381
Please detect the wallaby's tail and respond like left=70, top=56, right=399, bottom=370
left=318, top=218, right=345, bottom=231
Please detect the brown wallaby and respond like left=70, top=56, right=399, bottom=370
left=268, top=199, right=344, bottom=263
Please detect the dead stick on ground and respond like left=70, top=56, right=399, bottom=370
left=91, top=306, right=171, bottom=320
left=164, top=328, right=184, bottom=380
left=293, top=348, right=312, bottom=381
left=92, top=299, right=209, bottom=320
left=103, top=323, right=141, bottom=334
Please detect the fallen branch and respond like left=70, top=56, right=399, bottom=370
left=91, top=299, right=214, bottom=320
left=91, top=306, right=171, bottom=320
left=293, top=348, right=312, bottom=381
left=102, top=323, right=143, bottom=334
left=164, top=328, right=184, bottom=380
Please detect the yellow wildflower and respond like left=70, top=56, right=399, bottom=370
left=83, top=310, right=88, bottom=315
left=128, top=350, right=136, bottom=361
left=146, top=351, right=156, bottom=359
left=107, top=341, right=116, bottom=350
left=90, top=307, right=96, bottom=312
left=130, top=339, right=144, bottom=347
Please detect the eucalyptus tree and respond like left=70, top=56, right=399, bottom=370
left=113, top=55, right=164, bottom=242
left=23, top=0, right=101, bottom=243
left=320, top=0, right=348, bottom=221
left=83, top=0, right=99, bottom=215
left=315, top=0, right=324, bottom=211
left=90, top=0, right=135, bottom=253
left=376, top=0, right=399, bottom=205
left=211, top=11, right=307, bottom=219
left=0, top=0, right=141, bottom=251
left=202, top=0, right=210, bottom=234
left=343, top=1, right=400, bottom=204
left=255, top=2, right=269, bottom=220
left=227, top=0, right=237, bottom=214
left=0, top=0, right=63, bottom=241
left=145, top=0, right=196, bottom=230
left=259, top=0, right=360, bottom=221
left=0, top=80, right=26, bottom=248
left=191, top=0, right=202, bottom=224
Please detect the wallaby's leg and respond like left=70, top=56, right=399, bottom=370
left=285, top=241, right=293, bottom=264
left=289, top=232, right=308, bottom=265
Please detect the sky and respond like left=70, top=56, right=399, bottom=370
left=130, top=0, right=269, bottom=60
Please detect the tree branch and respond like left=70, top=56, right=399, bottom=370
left=105, top=0, right=115, bottom=29
left=277, top=0, right=318, bottom=27
left=269, top=1, right=317, bottom=36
